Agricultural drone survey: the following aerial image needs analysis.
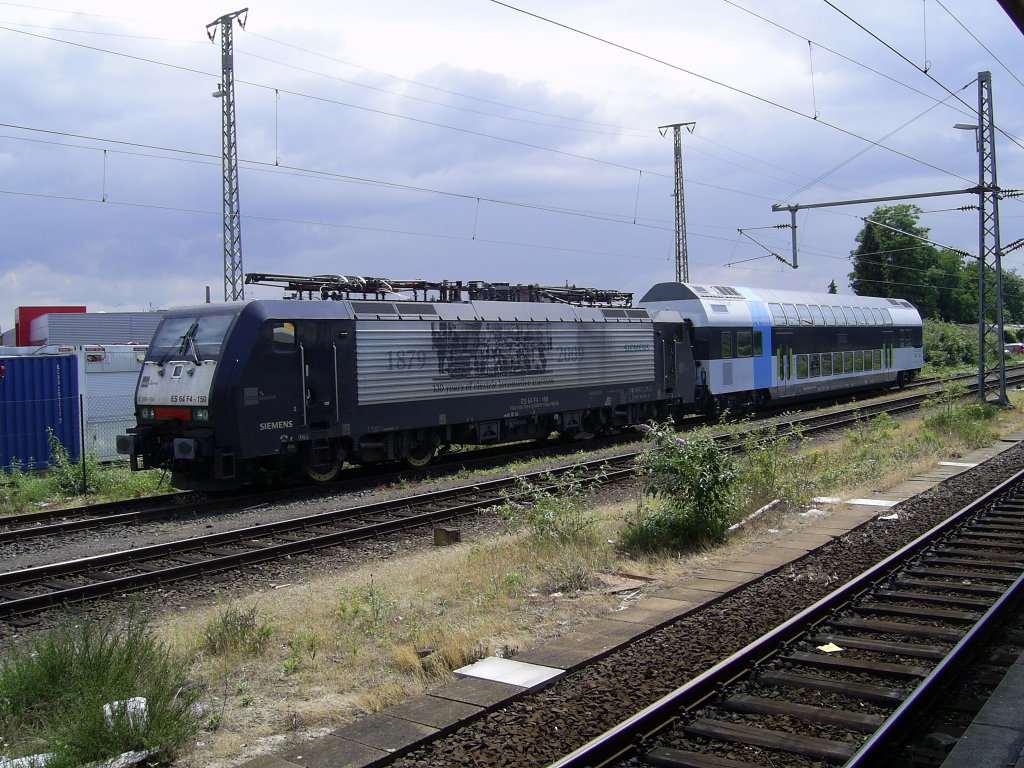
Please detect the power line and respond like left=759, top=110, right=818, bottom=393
left=0, top=23, right=668, bottom=178
left=486, top=0, right=971, bottom=183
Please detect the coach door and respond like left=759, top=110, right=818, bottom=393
left=775, top=331, right=794, bottom=395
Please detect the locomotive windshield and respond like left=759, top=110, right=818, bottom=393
left=149, top=313, right=235, bottom=363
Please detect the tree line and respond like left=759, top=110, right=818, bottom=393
left=846, top=204, right=1024, bottom=325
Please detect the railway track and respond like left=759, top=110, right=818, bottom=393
left=0, top=376, right=1013, bottom=620
left=549, top=468, right=1024, bottom=768
left=0, top=372, right=979, bottom=546
left=0, top=454, right=634, bottom=622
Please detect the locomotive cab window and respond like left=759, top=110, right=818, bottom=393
left=149, top=313, right=235, bottom=363
left=272, top=322, right=296, bottom=350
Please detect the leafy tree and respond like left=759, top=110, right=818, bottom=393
left=827, top=279, right=838, bottom=294
left=849, top=204, right=941, bottom=313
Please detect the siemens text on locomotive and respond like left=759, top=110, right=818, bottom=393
left=117, top=276, right=923, bottom=489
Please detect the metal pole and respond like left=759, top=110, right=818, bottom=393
left=79, top=392, right=87, bottom=495
left=207, top=9, right=248, bottom=303
left=659, top=122, right=695, bottom=283
left=974, top=71, right=1008, bottom=405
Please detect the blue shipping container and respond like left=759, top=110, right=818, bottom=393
left=0, top=355, right=81, bottom=471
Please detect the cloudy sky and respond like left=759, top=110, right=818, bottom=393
left=1, top=1, right=1022, bottom=333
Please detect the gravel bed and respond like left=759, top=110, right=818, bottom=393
left=388, top=442, right=1024, bottom=768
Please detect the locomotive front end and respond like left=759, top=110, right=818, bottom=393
left=117, top=309, right=238, bottom=485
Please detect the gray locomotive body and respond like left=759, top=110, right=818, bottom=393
left=119, top=297, right=696, bottom=487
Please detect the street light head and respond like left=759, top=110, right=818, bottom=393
left=954, top=123, right=979, bottom=130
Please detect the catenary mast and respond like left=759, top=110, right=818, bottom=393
left=207, top=9, right=248, bottom=302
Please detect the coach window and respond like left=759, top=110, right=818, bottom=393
left=841, top=307, right=856, bottom=325
left=881, top=308, right=894, bottom=324
left=769, top=303, right=787, bottom=325
left=722, top=332, right=734, bottom=358
left=852, top=307, right=866, bottom=325
left=844, top=351, right=854, bottom=372
left=272, top=322, right=296, bottom=351
left=810, top=354, right=821, bottom=377
left=873, top=349, right=882, bottom=369
left=753, top=330, right=763, bottom=356
left=871, top=307, right=885, bottom=324
left=783, top=304, right=800, bottom=325
left=796, top=304, right=812, bottom=325
left=810, top=305, right=824, bottom=325
left=796, top=354, right=808, bottom=379
left=821, top=306, right=836, bottom=325
left=822, top=353, right=833, bottom=376
left=854, top=350, right=864, bottom=371
left=736, top=330, right=752, bottom=357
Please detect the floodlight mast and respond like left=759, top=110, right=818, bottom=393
left=207, top=9, right=248, bottom=303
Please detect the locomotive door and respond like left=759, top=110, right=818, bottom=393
left=775, top=331, right=794, bottom=395
left=297, top=322, right=338, bottom=430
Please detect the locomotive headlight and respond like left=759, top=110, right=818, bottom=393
left=193, top=408, right=210, bottom=422
left=139, top=406, right=155, bottom=420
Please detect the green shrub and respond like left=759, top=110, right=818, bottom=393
left=923, top=400, right=998, bottom=446
left=622, top=422, right=738, bottom=552
left=200, top=604, right=273, bottom=658
left=923, top=319, right=977, bottom=370
left=735, top=420, right=811, bottom=508
left=0, top=614, right=200, bottom=767
left=501, top=468, right=602, bottom=545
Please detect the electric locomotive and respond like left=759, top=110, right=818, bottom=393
left=117, top=276, right=697, bottom=488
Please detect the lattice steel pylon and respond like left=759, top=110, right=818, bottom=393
left=974, top=71, right=1008, bottom=404
left=659, top=122, right=695, bottom=283
left=207, top=9, right=248, bottom=302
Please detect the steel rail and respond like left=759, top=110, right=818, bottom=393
left=544, top=465, right=1024, bottom=768
left=0, top=456, right=635, bottom=618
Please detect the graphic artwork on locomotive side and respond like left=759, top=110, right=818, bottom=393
left=117, top=277, right=922, bottom=489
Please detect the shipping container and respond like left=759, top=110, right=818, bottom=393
left=0, top=344, right=147, bottom=469
left=0, top=354, right=81, bottom=471
left=29, top=311, right=163, bottom=346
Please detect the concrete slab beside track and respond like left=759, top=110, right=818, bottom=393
left=236, top=431, right=1024, bottom=768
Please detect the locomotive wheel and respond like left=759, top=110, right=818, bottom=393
left=305, top=457, right=342, bottom=483
left=402, top=439, right=438, bottom=468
